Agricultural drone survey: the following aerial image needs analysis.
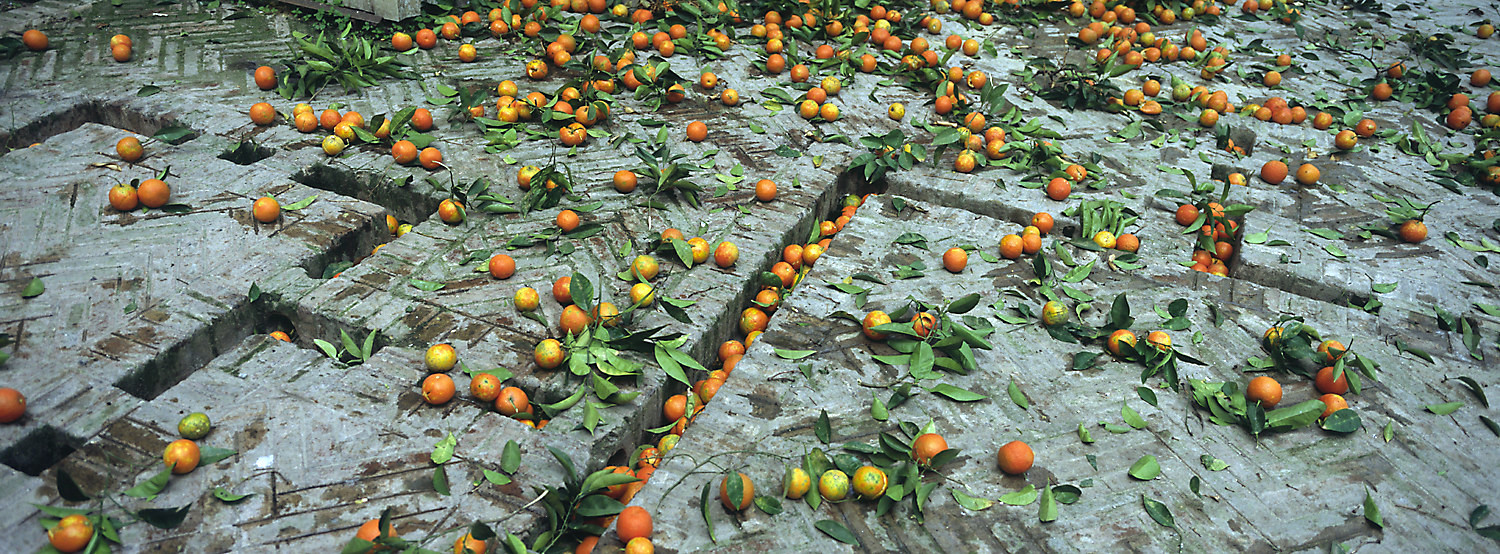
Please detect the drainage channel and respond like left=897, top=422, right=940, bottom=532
left=1, top=100, right=200, bottom=151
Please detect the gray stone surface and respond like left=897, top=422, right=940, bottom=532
left=0, top=0, right=1498, bottom=551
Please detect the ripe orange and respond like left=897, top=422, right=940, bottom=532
left=249, top=102, right=275, bottom=125
left=851, top=466, right=888, bottom=500
left=253, top=196, right=280, bottom=223
left=254, top=66, right=277, bottom=90
left=614, top=170, right=638, bottom=192
left=862, top=311, right=892, bottom=340
left=470, top=373, right=502, bottom=402
left=754, top=179, right=777, bottom=201
left=942, top=247, right=968, bottom=272
left=1315, top=366, right=1349, bottom=395
left=1294, top=163, right=1320, bottom=185
left=996, top=440, right=1034, bottom=475
left=1045, top=177, right=1071, bottom=201
left=739, top=307, right=769, bottom=334
left=553, top=276, right=573, bottom=304
left=22, top=29, right=48, bottom=51
left=714, top=241, right=739, bottom=267
left=1398, top=220, right=1427, bottom=243
left=109, top=182, right=139, bottom=211
left=1317, top=340, right=1346, bottom=362
left=1031, top=212, right=1054, bottom=234
left=534, top=339, right=564, bottom=369
left=392, top=140, right=418, bottom=164
left=617, top=505, right=653, bottom=541
left=163, top=439, right=201, bottom=474
left=1107, top=329, right=1137, bottom=356
left=355, top=518, right=398, bottom=546
left=1246, top=376, right=1282, bottom=408
left=1146, top=330, right=1171, bottom=350
left=411, top=108, right=434, bottom=131
left=454, top=532, right=487, bottom=554
left=630, top=255, right=659, bottom=280
left=419, top=147, right=444, bottom=170
left=137, top=178, right=170, bottom=208
left=912, top=311, right=937, bottom=337
left=912, top=433, right=947, bottom=465
left=47, top=515, right=92, bottom=553
left=0, top=388, right=25, bottom=423
left=686, top=121, right=708, bottom=142
left=720, top=472, right=754, bottom=511
left=116, top=136, right=143, bottom=162
left=1354, top=118, right=1377, bottom=137
left=1259, top=160, right=1289, bottom=184
left=425, top=343, right=457, bottom=372
left=422, top=374, right=455, bottom=405
left=1319, top=393, right=1348, bottom=419
left=560, top=305, right=592, bottom=336
left=556, top=209, right=580, bottom=232
left=496, top=386, right=530, bottom=415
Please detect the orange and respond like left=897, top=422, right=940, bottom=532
left=109, top=182, right=139, bottom=211
left=996, top=440, right=1034, bottom=475
left=1041, top=300, right=1068, bottom=326
left=555, top=209, right=580, bottom=233
left=851, top=466, right=888, bottom=500
left=614, top=170, right=638, bottom=192
left=496, top=386, right=530, bottom=415
left=630, top=255, right=659, bottom=280
left=663, top=394, right=688, bottom=422
left=1317, top=340, right=1346, bottom=362
left=254, top=66, right=277, bottom=90
left=419, top=147, right=443, bottom=170
left=1115, top=233, right=1140, bottom=252
left=617, top=505, right=653, bottom=541
left=0, top=388, right=25, bottom=423
left=163, top=439, right=200, bottom=474
left=534, top=339, right=564, bottom=369
left=1315, top=366, right=1349, bottom=394
left=862, top=311, right=892, bottom=340
left=942, top=247, right=967, bottom=272
left=47, top=515, right=92, bottom=553
left=425, top=343, right=457, bottom=372
left=1175, top=204, right=1200, bottom=226
left=687, top=121, right=708, bottom=142
left=1319, top=394, right=1348, bottom=419
left=392, top=140, right=418, bottom=164
left=817, top=469, right=849, bottom=501
left=355, top=518, right=398, bottom=547
left=1398, top=220, right=1427, bottom=243
left=754, top=179, right=777, bottom=201
left=137, top=178, right=170, bottom=208
left=411, top=108, right=434, bottom=131
left=22, top=29, right=48, bottom=51
left=454, top=532, right=487, bottom=554
left=470, top=373, right=502, bottom=402
left=714, top=241, right=739, bottom=267
left=253, top=196, right=280, bottom=223
left=1294, top=163, right=1320, bottom=185
left=1354, top=118, right=1377, bottom=137
left=553, top=276, right=573, bottom=304
left=1259, top=160, right=1288, bottom=185
left=560, top=305, right=592, bottom=336
left=422, top=374, right=455, bottom=405
left=1246, top=376, right=1282, bottom=408
left=1045, top=177, right=1071, bottom=201
left=1146, top=330, right=1172, bottom=350
left=912, top=312, right=937, bottom=337
left=912, top=433, right=947, bottom=465
left=718, top=340, right=746, bottom=362
left=739, top=307, right=769, bottom=334
left=249, top=102, right=275, bottom=125
left=1031, top=212, right=1054, bottom=234
left=1107, top=329, right=1137, bottom=356
left=720, top=472, right=754, bottom=511
left=392, top=32, right=413, bottom=50
left=625, top=537, right=653, bottom=554
left=116, top=136, right=143, bottom=162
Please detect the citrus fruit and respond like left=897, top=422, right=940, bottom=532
left=784, top=467, right=811, bottom=499
left=817, top=469, right=850, bottom=501
left=0, top=388, right=26, bottom=423
left=851, top=465, right=888, bottom=500
left=617, top=505, right=652, bottom=541
left=422, top=374, right=455, bottom=405
left=163, top=439, right=200, bottom=474
left=997, top=440, right=1034, bottom=475
left=177, top=412, right=211, bottom=439
left=425, top=343, right=457, bottom=372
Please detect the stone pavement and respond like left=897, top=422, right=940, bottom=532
left=0, top=0, right=1498, bottom=552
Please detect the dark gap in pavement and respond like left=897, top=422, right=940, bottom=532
left=1, top=100, right=200, bottom=150
left=0, top=425, right=76, bottom=476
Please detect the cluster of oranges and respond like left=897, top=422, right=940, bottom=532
left=1173, top=202, right=1239, bottom=276
left=420, top=343, right=545, bottom=428
left=1246, top=337, right=1353, bottom=420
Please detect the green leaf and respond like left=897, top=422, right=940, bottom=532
left=815, top=520, right=859, bottom=545
left=1142, top=495, right=1175, bottom=527
left=1321, top=409, right=1362, bottom=432
left=1372, top=282, right=1398, bottom=293
left=1200, top=455, right=1228, bottom=471
left=999, top=484, right=1038, bottom=506
left=1395, top=338, right=1434, bottom=363
left=701, top=481, right=717, bottom=543
left=1038, top=484, right=1057, bottom=522
left=483, top=469, right=511, bottom=486
left=152, top=126, right=195, bottom=143
left=929, top=384, right=987, bottom=402
left=1455, top=376, right=1489, bottom=408
left=871, top=393, right=888, bottom=421
left=1324, top=243, right=1348, bottom=258
left=248, top=282, right=262, bottom=302
left=774, top=349, right=816, bottom=360
left=138, top=84, right=162, bottom=96
left=816, top=409, right=832, bottom=444
left=198, top=445, right=237, bottom=465
left=21, top=277, right=43, bottom=298
left=501, top=440, right=521, bottom=474
left=431, top=433, right=456, bottom=464
left=137, top=504, right=191, bottom=529
left=213, top=487, right=252, bottom=502
left=409, top=279, right=445, bottom=291
left=1060, top=260, right=1095, bottom=283
left=123, top=468, right=172, bottom=500
left=1122, top=403, right=1148, bottom=429
left=282, top=195, right=317, bottom=210
left=1426, top=401, right=1463, bottom=415
left=1008, top=378, right=1028, bottom=409
left=1129, top=455, right=1161, bottom=480
left=56, top=469, right=90, bottom=502
left=1364, top=488, right=1383, bottom=528
left=1137, top=387, right=1158, bottom=407
left=947, top=293, right=981, bottom=314
left=1078, top=423, right=1094, bottom=443
left=433, top=464, right=450, bottom=495
left=755, top=495, right=784, bottom=515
